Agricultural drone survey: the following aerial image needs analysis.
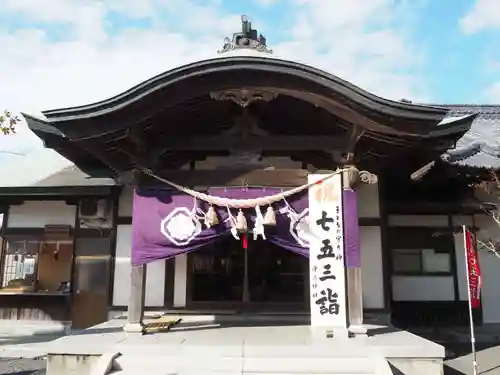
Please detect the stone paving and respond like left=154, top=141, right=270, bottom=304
left=411, top=327, right=500, bottom=375
left=0, top=323, right=497, bottom=375
left=0, top=333, right=62, bottom=375
left=0, top=358, right=46, bottom=375
left=443, top=343, right=500, bottom=375
left=0, top=343, right=497, bottom=375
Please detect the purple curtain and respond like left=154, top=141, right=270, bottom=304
left=131, top=187, right=310, bottom=266
left=343, top=189, right=360, bottom=267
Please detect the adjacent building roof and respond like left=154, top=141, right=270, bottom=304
left=438, top=105, right=500, bottom=170
left=33, top=166, right=116, bottom=187
left=0, top=166, right=118, bottom=199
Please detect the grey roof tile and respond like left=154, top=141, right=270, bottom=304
left=33, top=166, right=117, bottom=187
left=435, top=105, right=500, bottom=170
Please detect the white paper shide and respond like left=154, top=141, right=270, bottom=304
left=308, top=174, right=347, bottom=329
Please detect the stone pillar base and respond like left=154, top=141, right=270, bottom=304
left=332, top=328, right=350, bottom=339
left=348, top=324, right=368, bottom=337
left=123, top=322, right=145, bottom=334
left=310, top=327, right=350, bottom=340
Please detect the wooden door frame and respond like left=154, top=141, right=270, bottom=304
left=71, top=253, right=112, bottom=328
left=185, top=238, right=309, bottom=311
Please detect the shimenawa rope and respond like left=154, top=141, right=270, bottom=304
left=140, top=168, right=347, bottom=209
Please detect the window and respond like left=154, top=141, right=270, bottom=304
left=389, top=227, right=454, bottom=276
left=1, top=235, right=74, bottom=293
left=2, top=237, right=41, bottom=289
left=392, top=249, right=422, bottom=274
left=392, top=248, right=451, bottom=275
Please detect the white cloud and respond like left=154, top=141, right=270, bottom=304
left=460, top=0, right=500, bottom=34
left=0, top=149, right=72, bottom=187
left=255, top=0, right=279, bottom=6
left=486, top=82, right=500, bottom=103
left=0, top=0, right=428, bottom=186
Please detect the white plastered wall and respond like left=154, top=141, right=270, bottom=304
left=112, top=187, right=166, bottom=307
left=451, top=215, right=474, bottom=302
left=118, top=187, right=133, bottom=217
left=388, top=214, right=464, bottom=302
left=472, top=214, right=500, bottom=323
left=7, top=201, right=76, bottom=227
left=357, top=182, right=385, bottom=309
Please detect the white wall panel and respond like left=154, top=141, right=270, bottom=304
left=388, top=215, right=448, bottom=227
left=113, top=225, right=132, bottom=307
left=7, top=201, right=76, bottom=228
left=453, top=230, right=468, bottom=301
left=112, top=224, right=165, bottom=307
left=474, top=214, right=500, bottom=323
left=173, top=254, right=187, bottom=307
left=145, top=260, right=166, bottom=307
left=118, top=187, right=133, bottom=217
left=452, top=215, right=474, bottom=227
left=357, top=183, right=380, bottom=218
left=360, top=226, right=385, bottom=308
left=392, top=276, right=454, bottom=301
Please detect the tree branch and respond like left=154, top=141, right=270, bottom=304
left=472, top=169, right=500, bottom=257
left=0, top=151, right=25, bottom=156
left=0, top=110, right=18, bottom=135
left=477, top=239, right=500, bottom=259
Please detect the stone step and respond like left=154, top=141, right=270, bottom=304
left=154, top=312, right=390, bottom=326
left=112, top=354, right=384, bottom=374
left=112, top=371, right=376, bottom=375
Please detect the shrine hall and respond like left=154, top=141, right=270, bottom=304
left=1, top=15, right=500, bottom=375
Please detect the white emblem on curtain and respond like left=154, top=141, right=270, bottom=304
left=280, top=202, right=311, bottom=247
left=291, top=208, right=311, bottom=247
left=253, top=205, right=266, bottom=240
left=160, top=207, right=202, bottom=246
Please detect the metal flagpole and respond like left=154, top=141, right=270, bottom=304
left=462, top=225, right=478, bottom=375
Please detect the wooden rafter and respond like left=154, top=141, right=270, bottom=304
left=342, top=125, right=365, bottom=163
left=153, top=135, right=351, bottom=156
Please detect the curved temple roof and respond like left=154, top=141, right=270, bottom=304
left=21, top=57, right=476, bottom=175
left=20, top=16, right=499, bottom=176
left=31, top=57, right=452, bottom=129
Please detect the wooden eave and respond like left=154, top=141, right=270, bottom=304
left=33, top=57, right=451, bottom=138
left=22, top=57, right=477, bottom=177
left=41, top=57, right=448, bottom=120
left=0, top=185, right=120, bottom=205
left=24, top=119, right=114, bottom=174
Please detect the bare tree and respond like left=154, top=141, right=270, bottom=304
left=0, top=110, right=24, bottom=156
left=0, top=110, right=18, bottom=135
left=473, top=170, right=500, bottom=258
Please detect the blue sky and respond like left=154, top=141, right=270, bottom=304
left=0, top=0, right=499, bottom=185
left=415, top=0, right=500, bottom=103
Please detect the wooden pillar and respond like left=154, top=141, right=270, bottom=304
left=342, top=166, right=378, bottom=336
left=123, top=265, right=147, bottom=333
left=346, top=266, right=365, bottom=334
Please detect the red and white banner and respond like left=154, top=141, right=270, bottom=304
left=464, top=228, right=482, bottom=309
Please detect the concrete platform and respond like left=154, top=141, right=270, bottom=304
left=38, top=316, right=445, bottom=375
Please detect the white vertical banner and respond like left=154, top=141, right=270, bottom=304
left=308, top=173, right=347, bottom=329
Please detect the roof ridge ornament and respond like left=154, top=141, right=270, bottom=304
left=218, top=15, right=273, bottom=54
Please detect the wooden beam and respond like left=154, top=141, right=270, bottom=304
left=154, top=136, right=346, bottom=156
left=123, top=126, right=162, bottom=167
left=343, top=125, right=365, bottom=162
left=76, top=140, right=129, bottom=172
left=134, top=168, right=309, bottom=187
left=119, top=145, right=157, bottom=169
